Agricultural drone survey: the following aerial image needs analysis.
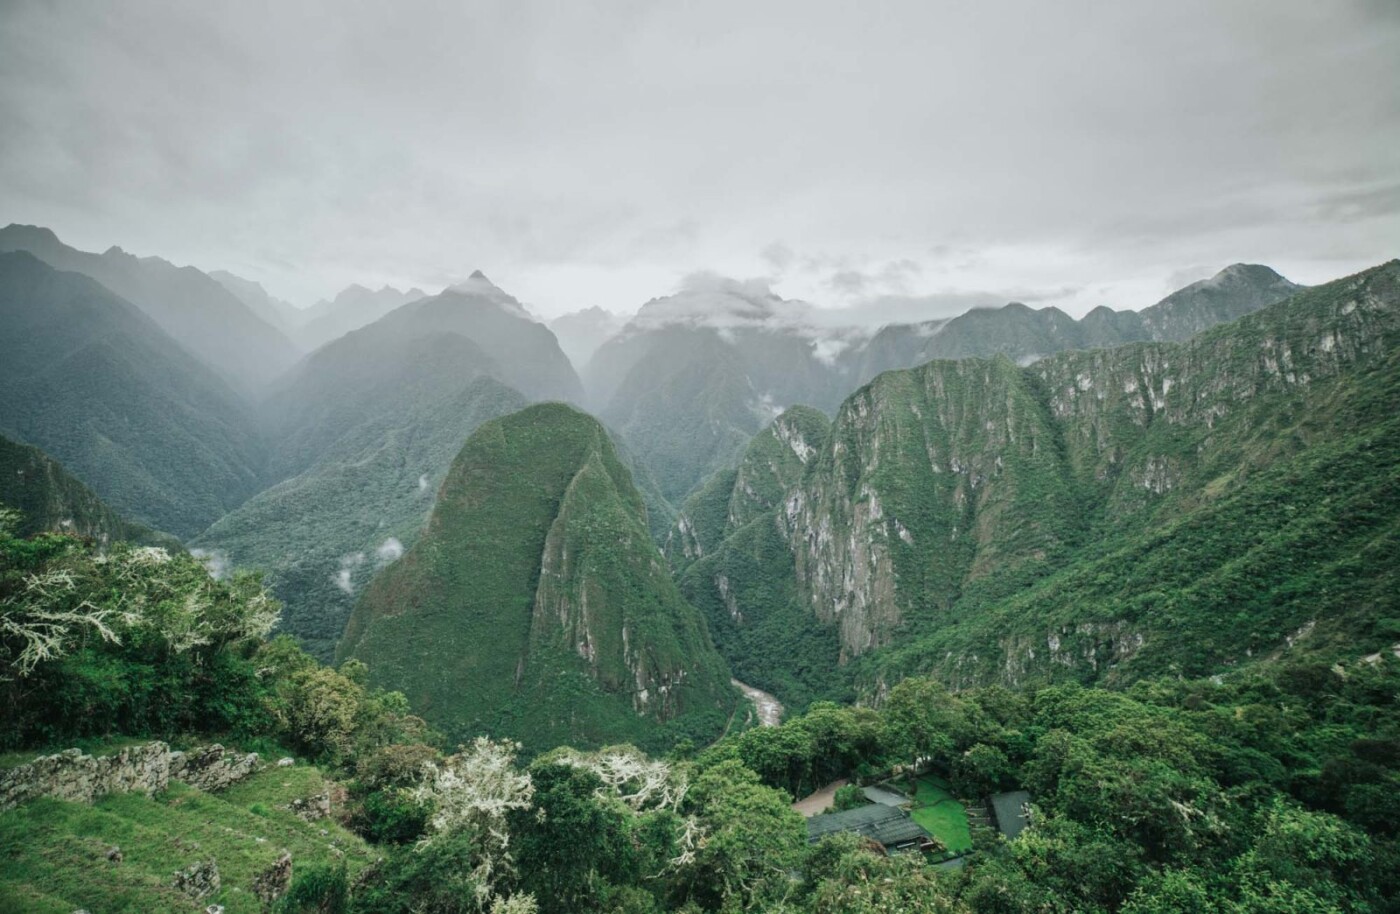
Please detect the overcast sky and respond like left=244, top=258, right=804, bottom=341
left=2, top=0, right=1397, bottom=320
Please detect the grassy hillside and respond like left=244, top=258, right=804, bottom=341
left=0, top=764, right=371, bottom=914
left=341, top=403, right=737, bottom=753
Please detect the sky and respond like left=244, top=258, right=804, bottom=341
left=1, top=0, right=1397, bottom=321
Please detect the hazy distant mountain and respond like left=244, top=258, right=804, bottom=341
left=589, top=266, right=1302, bottom=503
left=586, top=278, right=855, bottom=502
left=0, top=251, right=268, bottom=538
left=548, top=305, right=627, bottom=370
left=849, top=263, right=1303, bottom=384
left=208, top=269, right=301, bottom=335
left=0, top=225, right=300, bottom=395
left=194, top=271, right=582, bottom=658
left=340, top=403, right=736, bottom=752
left=290, top=282, right=429, bottom=351
left=0, top=434, right=178, bottom=548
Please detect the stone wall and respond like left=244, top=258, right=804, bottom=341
left=0, top=742, right=260, bottom=812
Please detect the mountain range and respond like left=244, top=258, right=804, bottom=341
left=193, top=273, right=583, bottom=659
left=0, top=251, right=268, bottom=538
left=0, top=224, right=300, bottom=394
left=587, top=265, right=1303, bottom=503
left=675, top=260, right=1400, bottom=707
left=3, top=221, right=1393, bottom=755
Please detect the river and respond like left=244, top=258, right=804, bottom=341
left=731, top=678, right=784, bottom=727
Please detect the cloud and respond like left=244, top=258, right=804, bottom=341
left=0, top=1, right=1396, bottom=314
left=375, top=537, right=404, bottom=563
left=333, top=552, right=365, bottom=595
left=190, top=548, right=230, bottom=581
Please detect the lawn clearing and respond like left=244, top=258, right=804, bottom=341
left=907, top=775, right=972, bottom=854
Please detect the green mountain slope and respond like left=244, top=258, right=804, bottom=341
left=191, top=334, right=529, bottom=655
left=0, top=251, right=269, bottom=538
left=0, top=435, right=176, bottom=548
left=685, top=261, right=1400, bottom=706
left=0, top=224, right=300, bottom=395
left=340, top=403, right=736, bottom=753
left=590, top=265, right=1299, bottom=506
left=195, top=275, right=584, bottom=660
left=666, top=405, right=830, bottom=570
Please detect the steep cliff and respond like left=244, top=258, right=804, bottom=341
left=686, top=261, right=1400, bottom=704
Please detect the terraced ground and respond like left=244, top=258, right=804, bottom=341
left=0, top=765, right=372, bottom=914
left=908, top=775, right=973, bottom=854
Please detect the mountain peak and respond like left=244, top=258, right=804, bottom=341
left=469, top=269, right=488, bottom=281
left=0, top=224, right=62, bottom=248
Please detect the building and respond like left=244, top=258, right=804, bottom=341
left=805, top=803, right=938, bottom=854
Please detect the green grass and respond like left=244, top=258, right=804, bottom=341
left=0, top=765, right=372, bottom=914
left=907, top=776, right=972, bottom=854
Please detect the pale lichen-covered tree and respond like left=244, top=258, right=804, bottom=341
left=413, top=737, right=536, bottom=907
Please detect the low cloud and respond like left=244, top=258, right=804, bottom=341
left=190, top=548, right=230, bottom=581
left=375, top=537, right=404, bottom=563
left=333, top=552, right=366, bottom=595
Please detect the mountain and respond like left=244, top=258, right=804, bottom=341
left=548, top=305, right=626, bottom=370
left=0, top=434, right=177, bottom=548
left=291, top=282, right=428, bottom=351
left=679, top=261, right=1400, bottom=707
left=339, top=403, right=736, bottom=753
left=0, top=225, right=300, bottom=395
left=587, top=266, right=1300, bottom=505
left=207, top=268, right=301, bottom=334
left=586, top=279, right=855, bottom=503
left=849, top=263, right=1303, bottom=384
left=665, top=405, right=831, bottom=571
left=0, top=251, right=268, bottom=538
left=193, top=274, right=584, bottom=659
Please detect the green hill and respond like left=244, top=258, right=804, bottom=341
left=0, top=434, right=176, bottom=548
left=340, top=403, right=736, bottom=753
left=0, top=251, right=269, bottom=539
left=682, top=261, right=1400, bottom=707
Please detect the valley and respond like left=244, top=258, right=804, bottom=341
left=1, top=230, right=1396, bottom=914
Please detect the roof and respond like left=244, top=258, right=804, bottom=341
left=807, top=803, right=931, bottom=847
left=989, top=790, right=1031, bottom=840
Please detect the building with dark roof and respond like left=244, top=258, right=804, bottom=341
left=989, top=790, right=1031, bottom=840
left=806, top=803, right=936, bottom=854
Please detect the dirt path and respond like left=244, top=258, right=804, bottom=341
left=792, top=778, right=849, bottom=817
left=731, top=678, right=784, bottom=727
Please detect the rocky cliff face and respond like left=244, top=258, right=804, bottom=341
left=341, top=403, right=735, bottom=752
left=783, top=357, right=1081, bottom=660
left=688, top=261, right=1400, bottom=702
left=665, top=405, right=831, bottom=569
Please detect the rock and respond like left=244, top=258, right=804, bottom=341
left=252, top=851, right=293, bottom=904
left=0, top=741, right=260, bottom=812
left=287, top=790, right=332, bottom=822
left=172, top=858, right=221, bottom=900
left=170, top=744, right=260, bottom=791
left=105, top=845, right=122, bottom=864
left=277, top=757, right=296, bottom=768
left=205, top=907, right=225, bottom=914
